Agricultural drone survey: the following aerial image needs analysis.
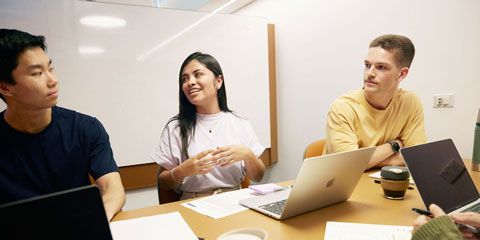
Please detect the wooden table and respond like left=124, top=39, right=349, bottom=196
left=113, top=160, right=480, bottom=240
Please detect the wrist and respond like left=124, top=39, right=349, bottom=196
left=388, top=140, right=401, bottom=153
left=171, top=166, right=184, bottom=183
left=246, top=151, right=257, bottom=164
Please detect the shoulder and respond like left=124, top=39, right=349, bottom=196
left=161, top=116, right=180, bottom=137
left=225, top=111, right=247, bottom=120
left=331, top=89, right=363, bottom=108
left=53, top=106, right=99, bottom=125
left=224, top=112, right=252, bottom=126
left=395, top=88, right=422, bottom=106
left=221, top=112, right=259, bottom=135
left=396, top=88, right=420, bottom=99
left=52, top=106, right=106, bottom=137
left=164, top=117, right=180, bottom=130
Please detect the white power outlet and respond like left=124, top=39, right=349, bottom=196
left=433, top=94, right=454, bottom=108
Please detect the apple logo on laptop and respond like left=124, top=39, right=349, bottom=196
left=326, top=177, right=335, bottom=188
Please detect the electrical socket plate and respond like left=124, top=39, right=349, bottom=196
left=433, top=94, right=454, bottom=108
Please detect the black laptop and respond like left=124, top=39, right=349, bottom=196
left=402, top=138, right=480, bottom=213
left=0, top=185, right=113, bottom=240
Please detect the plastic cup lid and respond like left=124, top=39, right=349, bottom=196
left=217, top=228, right=268, bottom=240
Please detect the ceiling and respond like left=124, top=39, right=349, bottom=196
left=85, top=0, right=255, bottom=13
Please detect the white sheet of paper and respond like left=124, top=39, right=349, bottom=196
left=182, top=188, right=256, bottom=219
left=324, top=221, right=412, bottom=240
left=110, top=212, right=198, bottom=240
left=369, top=171, right=415, bottom=185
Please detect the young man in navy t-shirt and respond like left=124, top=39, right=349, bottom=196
left=0, top=29, right=125, bottom=221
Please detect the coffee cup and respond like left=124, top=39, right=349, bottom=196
left=217, top=228, right=268, bottom=240
left=380, top=166, right=410, bottom=200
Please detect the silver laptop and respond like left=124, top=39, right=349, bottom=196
left=402, top=138, right=480, bottom=213
left=239, top=147, right=375, bottom=220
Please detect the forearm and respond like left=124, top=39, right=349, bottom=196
left=101, top=184, right=125, bottom=221
left=376, top=152, right=405, bottom=167
left=367, top=143, right=398, bottom=169
left=96, top=172, right=126, bottom=221
left=244, top=151, right=265, bottom=182
left=159, top=166, right=183, bottom=190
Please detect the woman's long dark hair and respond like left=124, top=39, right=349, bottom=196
left=169, top=52, right=231, bottom=160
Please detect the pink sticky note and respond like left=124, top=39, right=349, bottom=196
left=249, top=183, right=286, bottom=194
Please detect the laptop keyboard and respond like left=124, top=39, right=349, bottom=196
left=259, top=199, right=287, bottom=215
left=463, top=202, right=480, bottom=212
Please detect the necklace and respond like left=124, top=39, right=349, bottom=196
left=198, top=112, right=224, bottom=134
left=205, top=119, right=220, bottom=134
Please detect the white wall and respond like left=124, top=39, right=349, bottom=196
left=237, top=0, right=480, bottom=183
left=123, top=187, right=158, bottom=211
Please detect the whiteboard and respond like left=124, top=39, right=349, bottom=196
left=0, top=0, right=270, bottom=166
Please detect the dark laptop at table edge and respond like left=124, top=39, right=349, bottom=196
left=402, top=138, right=480, bottom=213
left=0, top=185, right=113, bottom=240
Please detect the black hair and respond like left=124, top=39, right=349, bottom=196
left=0, top=29, right=46, bottom=101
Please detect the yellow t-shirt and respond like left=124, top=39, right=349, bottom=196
left=323, top=88, right=427, bottom=154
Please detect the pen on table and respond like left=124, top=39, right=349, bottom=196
left=374, top=179, right=414, bottom=190
left=275, top=186, right=291, bottom=191
left=411, top=208, right=480, bottom=237
left=411, top=208, right=433, bottom=217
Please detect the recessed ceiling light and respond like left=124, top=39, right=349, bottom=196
left=78, top=46, right=105, bottom=55
left=80, top=15, right=126, bottom=28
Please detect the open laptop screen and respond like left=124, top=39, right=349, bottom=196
left=401, top=139, right=480, bottom=213
left=0, top=185, right=113, bottom=240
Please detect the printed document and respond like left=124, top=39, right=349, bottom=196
left=182, top=188, right=256, bottom=219
left=110, top=212, right=197, bottom=240
left=325, top=221, right=412, bottom=240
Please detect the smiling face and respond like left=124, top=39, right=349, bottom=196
left=0, top=47, right=58, bottom=110
left=181, top=59, right=223, bottom=114
left=363, top=47, right=408, bottom=96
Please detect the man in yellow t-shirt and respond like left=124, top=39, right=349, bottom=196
left=323, top=34, right=427, bottom=169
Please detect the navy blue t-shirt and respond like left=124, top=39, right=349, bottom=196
left=0, top=106, right=119, bottom=204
